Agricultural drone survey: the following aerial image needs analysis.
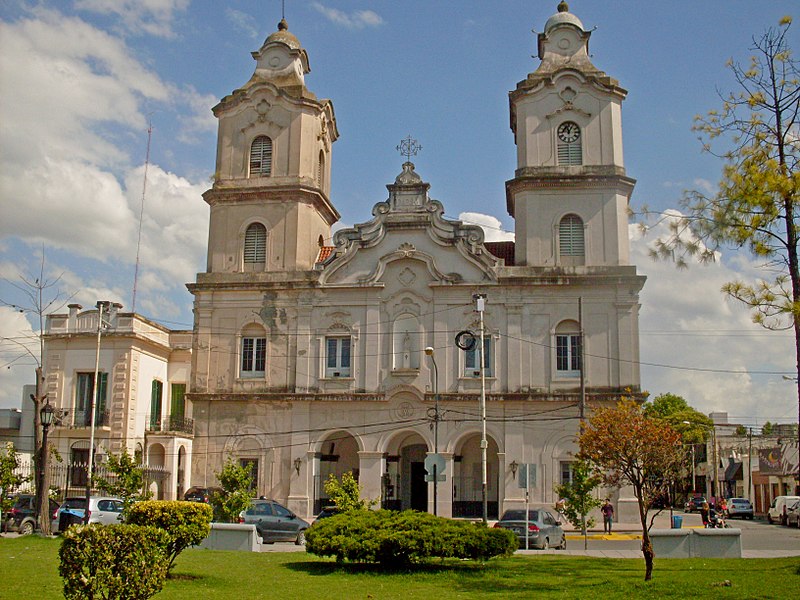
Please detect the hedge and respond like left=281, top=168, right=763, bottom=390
left=126, top=500, right=212, bottom=570
left=58, top=524, right=170, bottom=600
left=305, top=509, right=517, bottom=565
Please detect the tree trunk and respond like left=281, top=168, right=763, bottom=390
left=642, top=532, right=654, bottom=581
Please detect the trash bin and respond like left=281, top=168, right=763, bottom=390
left=671, top=515, right=683, bottom=529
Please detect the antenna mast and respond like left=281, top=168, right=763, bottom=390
left=131, top=120, right=152, bottom=314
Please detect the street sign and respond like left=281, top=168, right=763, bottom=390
left=424, top=453, right=446, bottom=482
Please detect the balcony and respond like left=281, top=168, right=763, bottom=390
left=72, top=410, right=110, bottom=428
left=146, top=414, right=194, bottom=436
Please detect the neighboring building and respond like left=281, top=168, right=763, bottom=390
left=693, top=412, right=799, bottom=511
left=40, top=304, right=193, bottom=500
left=34, top=4, right=647, bottom=518
left=0, top=385, right=35, bottom=462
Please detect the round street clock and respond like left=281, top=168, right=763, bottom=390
left=557, top=121, right=580, bottom=143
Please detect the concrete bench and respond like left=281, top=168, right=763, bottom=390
left=691, top=527, right=742, bottom=558
left=649, top=528, right=741, bottom=558
left=197, top=523, right=261, bottom=552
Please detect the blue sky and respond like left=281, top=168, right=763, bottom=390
left=0, top=1, right=797, bottom=426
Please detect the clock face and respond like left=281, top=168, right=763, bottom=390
left=557, top=122, right=581, bottom=143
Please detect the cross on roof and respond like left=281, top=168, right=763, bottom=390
left=396, top=135, right=422, bottom=160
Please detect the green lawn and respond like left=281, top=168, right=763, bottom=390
left=1, top=536, right=797, bottom=600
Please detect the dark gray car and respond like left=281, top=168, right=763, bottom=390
left=493, top=508, right=566, bottom=550
left=239, top=499, right=309, bottom=544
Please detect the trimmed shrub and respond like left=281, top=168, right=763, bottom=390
left=305, top=509, right=516, bottom=565
left=58, top=523, right=170, bottom=600
left=126, top=500, right=212, bottom=570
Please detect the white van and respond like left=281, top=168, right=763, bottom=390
left=767, top=495, right=800, bottom=525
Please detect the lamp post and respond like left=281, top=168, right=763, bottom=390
left=37, top=398, right=54, bottom=533
left=424, top=346, right=439, bottom=516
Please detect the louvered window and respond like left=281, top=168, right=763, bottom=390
left=557, top=141, right=582, bottom=165
left=244, top=223, right=267, bottom=266
left=318, top=150, right=325, bottom=187
left=250, top=136, right=272, bottom=176
left=559, top=214, right=585, bottom=264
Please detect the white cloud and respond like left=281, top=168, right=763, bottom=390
left=631, top=216, right=795, bottom=424
left=692, top=177, right=717, bottom=196
left=312, top=3, right=384, bottom=30
left=458, top=212, right=515, bottom=242
left=0, top=306, right=39, bottom=408
left=0, top=9, right=208, bottom=325
left=225, top=8, right=259, bottom=39
left=74, top=0, right=190, bottom=38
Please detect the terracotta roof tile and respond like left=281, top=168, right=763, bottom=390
left=317, top=245, right=335, bottom=263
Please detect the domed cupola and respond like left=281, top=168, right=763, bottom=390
left=251, top=19, right=311, bottom=92
left=537, top=1, right=592, bottom=71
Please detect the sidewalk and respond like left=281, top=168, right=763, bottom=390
left=559, top=508, right=688, bottom=534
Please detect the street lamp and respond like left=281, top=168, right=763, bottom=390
left=37, top=398, right=54, bottom=533
left=424, top=346, right=439, bottom=516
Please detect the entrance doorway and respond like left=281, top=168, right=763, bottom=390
left=410, top=461, right=427, bottom=511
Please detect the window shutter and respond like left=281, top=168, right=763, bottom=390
left=244, top=224, right=267, bottom=264
left=559, top=215, right=584, bottom=257
left=250, top=136, right=272, bottom=176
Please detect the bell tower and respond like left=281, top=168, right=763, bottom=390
left=203, top=19, right=339, bottom=275
left=506, top=2, right=635, bottom=268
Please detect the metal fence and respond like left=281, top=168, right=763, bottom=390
left=12, top=460, right=169, bottom=503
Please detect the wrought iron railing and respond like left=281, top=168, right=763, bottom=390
left=71, top=410, right=110, bottom=427
left=146, top=414, right=194, bottom=435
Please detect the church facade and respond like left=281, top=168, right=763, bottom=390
left=187, top=3, right=645, bottom=520
left=37, top=4, right=645, bottom=521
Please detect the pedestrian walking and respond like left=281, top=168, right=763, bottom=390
left=601, top=498, right=614, bottom=534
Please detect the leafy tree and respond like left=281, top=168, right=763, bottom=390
left=643, top=393, right=713, bottom=444
left=735, top=424, right=748, bottom=436
left=94, top=448, right=152, bottom=515
left=762, top=421, right=775, bottom=435
left=324, top=472, right=375, bottom=512
left=554, top=458, right=601, bottom=549
left=579, top=400, right=686, bottom=581
left=1, top=442, right=29, bottom=532
left=210, top=458, right=254, bottom=522
left=640, top=18, right=799, bottom=477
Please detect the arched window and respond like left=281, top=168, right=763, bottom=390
left=555, top=320, right=581, bottom=378
left=317, top=150, right=325, bottom=188
left=559, top=214, right=585, bottom=266
left=244, top=223, right=267, bottom=270
left=556, top=121, right=582, bottom=166
left=250, top=136, right=272, bottom=177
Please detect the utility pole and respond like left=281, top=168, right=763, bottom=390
left=474, top=294, right=488, bottom=525
left=578, top=297, right=585, bottom=423
left=747, top=427, right=753, bottom=501
left=424, top=347, right=439, bottom=516
left=85, top=301, right=119, bottom=522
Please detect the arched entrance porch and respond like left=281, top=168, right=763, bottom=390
left=313, top=430, right=360, bottom=514
left=452, top=433, right=501, bottom=519
left=382, top=430, right=429, bottom=512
